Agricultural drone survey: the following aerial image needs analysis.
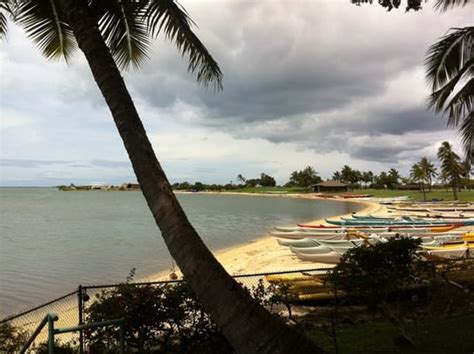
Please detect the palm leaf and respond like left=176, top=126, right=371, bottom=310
left=13, top=0, right=76, bottom=61
left=89, top=0, right=150, bottom=70
left=459, top=111, right=474, bottom=162
left=428, top=59, right=473, bottom=119
left=145, top=0, right=222, bottom=90
left=434, top=0, right=470, bottom=12
left=444, top=78, right=474, bottom=126
left=425, top=27, right=474, bottom=90
left=0, top=1, right=10, bottom=40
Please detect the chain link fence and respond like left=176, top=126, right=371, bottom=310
left=0, top=267, right=333, bottom=352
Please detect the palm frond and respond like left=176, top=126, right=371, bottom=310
left=0, top=1, right=11, bottom=40
left=444, top=77, right=474, bottom=127
left=145, top=0, right=222, bottom=90
left=14, top=0, right=76, bottom=61
left=425, top=27, right=474, bottom=90
left=459, top=111, right=474, bottom=162
left=434, top=0, right=470, bottom=12
left=90, top=0, right=149, bottom=70
left=428, top=59, right=473, bottom=117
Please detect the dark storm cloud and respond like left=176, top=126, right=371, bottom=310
left=59, top=1, right=470, bottom=165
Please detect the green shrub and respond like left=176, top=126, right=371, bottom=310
left=85, top=280, right=232, bottom=353
left=0, top=322, right=30, bottom=353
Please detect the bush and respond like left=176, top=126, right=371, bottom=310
left=329, top=237, right=422, bottom=311
left=0, top=322, right=30, bottom=353
left=85, top=280, right=232, bottom=353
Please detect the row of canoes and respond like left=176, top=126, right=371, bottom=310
left=275, top=231, right=474, bottom=264
left=264, top=259, right=474, bottom=303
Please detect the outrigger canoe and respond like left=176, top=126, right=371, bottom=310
left=325, top=218, right=474, bottom=226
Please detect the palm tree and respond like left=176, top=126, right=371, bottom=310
left=0, top=1, right=321, bottom=352
left=410, top=163, right=427, bottom=201
left=418, top=157, right=437, bottom=191
left=461, top=158, right=473, bottom=190
left=425, top=25, right=474, bottom=162
left=437, top=141, right=463, bottom=200
left=236, top=174, right=246, bottom=185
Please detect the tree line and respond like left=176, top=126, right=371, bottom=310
left=172, top=141, right=472, bottom=199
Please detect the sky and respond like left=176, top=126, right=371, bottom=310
left=0, top=0, right=472, bottom=186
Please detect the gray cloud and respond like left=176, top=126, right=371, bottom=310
left=0, top=159, right=131, bottom=169
left=121, top=1, right=471, bottom=165
left=1, top=1, right=470, bottom=186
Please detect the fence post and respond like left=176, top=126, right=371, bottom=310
left=78, top=285, right=84, bottom=354
left=119, top=323, right=125, bottom=354
left=47, top=314, right=56, bottom=354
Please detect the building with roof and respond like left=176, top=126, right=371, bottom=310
left=313, top=180, right=349, bottom=193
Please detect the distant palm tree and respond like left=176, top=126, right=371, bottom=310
left=461, top=158, right=473, bottom=190
left=236, top=174, right=246, bottom=185
left=419, top=157, right=437, bottom=191
left=410, top=163, right=427, bottom=201
left=437, top=141, right=463, bottom=199
left=0, top=1, right=320, bottom=352
left=426, top=25, right=474, bottom=162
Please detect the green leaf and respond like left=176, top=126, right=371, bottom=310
left=14, top=0, right=77, bottom=61
left=90, top=0, right=150, bottom=70
left=145, top=0, right=223, bottom=90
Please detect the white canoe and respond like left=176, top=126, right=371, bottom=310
left=296, top=251, right=343, bottom=264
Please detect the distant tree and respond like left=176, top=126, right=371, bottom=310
left=410, top=163, right=427, bottom=201
left=287, top=166, right=322, bottom=187
left=193, top=182, right=205, bottom=191
left=418, top=157, right=438, bottom=191
left=332, top=171, right=342, bottom=181
left=340, top=165, right=353, bottom=183
left=259, top=173, right=276, bottom=187
left=388, top=168, right=401, bottom=189
left=236, top=174, right=246, bottom=185
left=339, top=165, right=361, bottom=185
left=438, top=141, right=463, bottom=199
left=460, top=158, right=473, bottom=190
left=245, top=178, right=260, bottom=188
left=362, top=171, right=374, bottom=189
left=375, top=171, right=389, bottom=188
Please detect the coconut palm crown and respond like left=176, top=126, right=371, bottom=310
left=0, top=0, right=222, bottom=86
left=426, top=24, right=474, bottom=162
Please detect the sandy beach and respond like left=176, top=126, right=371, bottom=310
left=144, top=193, right=382, bottom=281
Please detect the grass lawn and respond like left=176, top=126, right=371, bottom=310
left=229, top=186, right=311, bottom=194
left=229, top=186, right=474, bottom=201
left=350, top=188, right=474, bottom=202
left=307, top=313, right=474, bottom=353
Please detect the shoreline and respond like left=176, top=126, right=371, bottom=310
left=143, top=193, right=380, bottom=281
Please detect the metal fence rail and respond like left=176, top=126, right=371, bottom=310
left=1, top=267, right=332, bottom=351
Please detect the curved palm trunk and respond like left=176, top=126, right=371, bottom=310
left=62, top=1, right=323, bottom=353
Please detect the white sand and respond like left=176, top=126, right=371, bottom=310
left=144, top=193, right=381, bottom=281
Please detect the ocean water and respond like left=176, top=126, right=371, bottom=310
left=0, top=188, right=362, bottom=316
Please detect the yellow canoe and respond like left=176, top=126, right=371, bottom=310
left=463, top=232, right=474, bottom=241
left=430, top=225, right=459, bottom=233
left=265, top=274, right=318, bottom=283
left=421, top=242, right=474, bottom=250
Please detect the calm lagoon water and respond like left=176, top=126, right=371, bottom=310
left=0, top=188, right=362, bottom=316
